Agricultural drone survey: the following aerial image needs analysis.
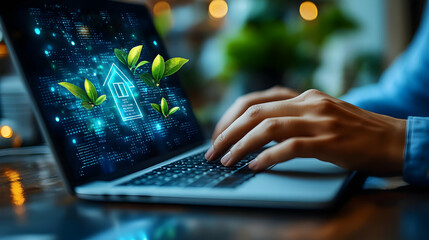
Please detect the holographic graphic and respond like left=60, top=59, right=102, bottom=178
left=22, top=3, right=203, bottom=181
left=103, top=63, right=143, bottom=121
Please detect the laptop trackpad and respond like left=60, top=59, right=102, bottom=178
left=237, top=158, right=349, bottom=203
left=270, top=157, right=347, bottom=175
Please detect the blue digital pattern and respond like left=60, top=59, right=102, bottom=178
left=25, top=3, right=203, bottom=181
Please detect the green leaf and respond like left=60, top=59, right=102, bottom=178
left=164, top=58, right=189, bottom=77
left=152, top=54, right=165, bottom=83
left=58, top=82, right=90, bottom=101
left=84, top=79, right=97, bottom=102
left=95, top=95, right=106, bottom=105
left=121, top=52, right=127, bottom=64
left=160, top=97, right=168, bottom=117
left=140, top=73, right=157, bottom=87
left=135, top=60, right=149, bottom=70
left=150, top=103, right=162, bottom=114
left=168, top=107, right=179, bottom=116
left=134, top=60, right=149, bottom=74
left=127, top=45, right=142, bottom=69
left=81, top=101, right=94, bottom=110
left=114, top=49, right=127, bottom=66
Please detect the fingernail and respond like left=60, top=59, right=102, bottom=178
left=205, top=146, right=214, bottom=161
left=221, top=151, right=231, bottom=165
left=248, top=159, right=258, bottom=169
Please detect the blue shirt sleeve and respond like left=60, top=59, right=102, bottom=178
left=403, top=117, right=429, bottom=185
left=341, top=1, right=429, bottom=185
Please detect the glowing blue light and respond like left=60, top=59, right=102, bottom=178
left=50, top=87, right=55, bottom=92
left=98, top=121, right=101, bottom=125
left=156, top=124, right=161, bottom=130
left=44, top=50, right=49, bottom=55
left=104, top=64, right=143, bottom=121
left=93, top=73, right=97, bottom=76
left=72, top=139, right=76, bottom=144
left=52, top=33, right=56, bottom=37
left=55, top=117, right=60, bottom=122
left=71, top=41, right=75, bottom=46
left=34, top=28, right=41, bottom=35
left=153, top=40, right=158, bottom=46
left=140, top=233, right=148, bottom=240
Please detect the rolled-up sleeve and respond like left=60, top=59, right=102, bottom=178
left=403, top=117, right=429, bottom=185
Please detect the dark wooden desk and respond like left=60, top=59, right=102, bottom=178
left=1, top=149, right=428, bottom=240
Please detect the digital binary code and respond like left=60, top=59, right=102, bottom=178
left=26, top=3, right=203, bottom=180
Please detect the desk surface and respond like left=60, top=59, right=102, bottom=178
left=0, top=149, right=428, bottom=240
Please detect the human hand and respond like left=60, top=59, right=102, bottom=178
left=205, top=89, right=407, bottom=175
left=211, top=86, right=300, bottom=142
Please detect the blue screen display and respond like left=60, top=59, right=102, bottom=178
left=8, top=2, right=204, bottom=182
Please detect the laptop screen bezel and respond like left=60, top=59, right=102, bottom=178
left=0, top=0, right=206, bottom=192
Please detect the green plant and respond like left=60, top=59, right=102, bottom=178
left=114, top=44, right=186, bottom=119
left=150, top=97, right=179, bottom=118
left=58, top=79, right=106, bottom=110
left=114, top=45, right=149, bottom=74
left=140, top=54, right=188, bottom=87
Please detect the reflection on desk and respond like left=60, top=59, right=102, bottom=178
left=1, top=147, right=429, bottom=240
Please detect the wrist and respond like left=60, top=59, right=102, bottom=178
left=387, top=118, right=407, bottom=173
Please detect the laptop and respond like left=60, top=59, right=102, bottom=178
left=0, top=0, right=364, bottom=209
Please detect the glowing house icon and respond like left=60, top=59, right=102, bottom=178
left=103, top=63, right=143, bottom=121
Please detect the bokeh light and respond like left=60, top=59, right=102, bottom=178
left=12, top=135, right=22, bottom=148
left=153, top=1, right=173, bottom=37
left=5, top=170, right=25, bottom=206
left=1, top=125, right=13, bottom=138
left=0, top=44, right=8, bottom=56
left=299, top=1, right=318, bottom=21
left=153, top=1, right=171, bottom=16
left=209, top=0, right=228, bottom=19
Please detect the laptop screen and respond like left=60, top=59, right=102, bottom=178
left=0, top=1, right=204, bottom=185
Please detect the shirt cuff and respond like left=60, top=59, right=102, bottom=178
left=403, top=116, right=429, bottom=185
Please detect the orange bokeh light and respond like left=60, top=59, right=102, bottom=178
left=0, top=44, right=8, bottom=56
left=153, top=1, right=171, bottom=16
left=300, top=1, right=318, bottom=21
left=1, top=125, right=13, bottom=138
left=209, top=0, right=228, bottom=19
left=5, top=170, right=26, bottom=206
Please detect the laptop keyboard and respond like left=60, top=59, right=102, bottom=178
left=119, top=150, right=263, bottom=188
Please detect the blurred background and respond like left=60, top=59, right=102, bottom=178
left=0, top=0, right=426, bottom=148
